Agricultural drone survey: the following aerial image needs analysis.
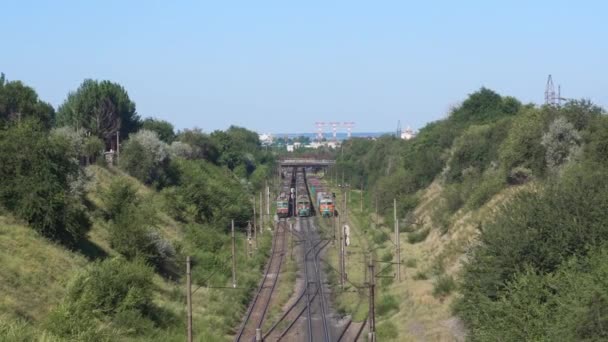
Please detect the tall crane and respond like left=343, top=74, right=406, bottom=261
left=343, top=122, right=355, bottom=139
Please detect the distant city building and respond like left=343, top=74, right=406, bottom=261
left=259, top=133, right=273, bottom=145
left=400, top=127, right=416, bottom=140
left=286, top=144, right=294, bottom=152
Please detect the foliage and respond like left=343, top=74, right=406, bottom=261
left=163, top=159, right=251, bottom=229
left=119, top=129, right=174, bottom=187
left=176, top=128, right=219, bottom=162
left=498, top=106, right=548, bottom=177
left=458, top=162, right=608, bottom=340
left=0, top=74, right=55, bottom=129
left=142, top=117, right=175, bottom=143
left=407, top=227, right=431, bottom=244
left=45, top=257, right=155, bottom=339
left=56, top=79, right=140, bottom=141
left=541, top=116, right=581, bottom=170
left=377, top=294, right=400, bottom=316
left=0, top=120, right=90, bottom=245
left=433, top=275, right=456, bottom=298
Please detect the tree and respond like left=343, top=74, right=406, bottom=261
left=56, top=79, right=140, bottom=143
left=119, top=130, right=171, bottom=186
left=177, top=128, right=219, bottom=162
left=141, top=118, right=175, bottom=143
left=0, top=120, right=90, bottom=244
left=0, top=74, right=55, bottom=128
left=541, top=117, right=581, bottom=170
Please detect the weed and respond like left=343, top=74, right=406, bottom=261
left=408, top=228, right=430, bottom=243
left=432, top=275, right=456, bottom=298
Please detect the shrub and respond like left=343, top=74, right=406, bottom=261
left=120, top=129, right=170, bottom=186
left=376, top=294, right=400, bottom=316
left=408, top=228, right=430, bottom=244
left=507, top=166, right=533, bottom=185
left=101, top=178, right=139, bottom=220
left=377, top=321, right=399, bottom=340
left=46, top=257, right=154, bottom=339
left=406, top=258, right=417, bottom=268
left=541, top=117, right=581, bottom=170
left=413, top=271, right=428, bottom=280
left=0, top=120, right=90, bottom=245
left=372, top=229, right=389, bottom=245
left=433, top=275, right=456, bottom=298
left=466, top=170, right=505, bottom=209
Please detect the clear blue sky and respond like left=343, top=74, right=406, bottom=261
left=2, top=1, right=607, bottom=133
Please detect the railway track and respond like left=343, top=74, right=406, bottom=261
left=235, top=220, right=287, bottom=342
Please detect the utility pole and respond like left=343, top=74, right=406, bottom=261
left=394, top=198, right=401, bottom=282
left=253, top=196, right=257, bottom=250
left=332, top=210, right=336, bottom=246
left=290, top=221, right=294, bottom=260
left=260, top=192, right=263, bottom=235
left=116, top=131, right=120, bottom=165
left=186, top=256, right=193, bottom=342
left=339, top=224, right=345, bottom=289
left=375, top=193, right=378, bottom=227
left=247, top=221, right=252, bottom=258
left=360, top=182, right=363, bottom=212
left=231, top=220, right=237, bottom=288
left=266, top=183, right=270, bottom=216
left=368, top=255, right=376, bottom=342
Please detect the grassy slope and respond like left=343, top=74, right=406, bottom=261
left=319, top=174, right=526, bottom=341
left=0, top=165, right=273, bottom=341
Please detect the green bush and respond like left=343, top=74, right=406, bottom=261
left=46, top=257, right=155, bottom=339
left=377, top=321, right=398, bottom=339
left=376, top=294, right=400, bottom=316
left=413, top=271, right=428, bottom=280
left=458, top=162, right=608, bottom=340
left=101, top=178, right=139, bottom=220
left=432, top=275, right=456, bottom=298
left=0, top=120, right=90, bottom=245
left=408, top=228, right=430, bottom=244
left=465, top=170, right=505, bottom=209
left=372, top=229, right=389, bottom=244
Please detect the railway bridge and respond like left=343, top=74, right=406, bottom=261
left=279, top=158, right=336, bottom=168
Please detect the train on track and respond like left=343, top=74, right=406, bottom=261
left=307, top=175, right=335, bottom=217
left=295, top=168, right=312, bottom=217
left=276, top=169, right=294, bottom=218
left=276, top=167, right=335, bottom=218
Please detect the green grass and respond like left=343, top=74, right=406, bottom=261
left=407, top=227, right=431, bottom=244
left=0, top=165, right=277, bottom=342
left=432, top=275, right=456, bottom=298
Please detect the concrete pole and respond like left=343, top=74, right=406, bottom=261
left=360, top=182, right=363, bottom=212
left=253, top=196, right=257, bottom=250
left=186, top=256, right=193, bottom=342
left=266, top=183, right=270, bottom=216
left=116, top=131, right=120, bottom=165
left=231, top=220, right=237, bottom=288
left=368, top=255, right=376, bottom=342
left=394, top=198, right=401, bottom=282
left=260, top=192, right=263, bottom=235
left=247, top=221, right=252, bottom=258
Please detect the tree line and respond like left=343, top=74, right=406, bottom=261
left=0, top=73, right=275, bottom=340
left=334, top=87, right=608, bottom=340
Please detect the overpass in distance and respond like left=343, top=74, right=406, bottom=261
left=279, top=158, right=336, bottom=167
